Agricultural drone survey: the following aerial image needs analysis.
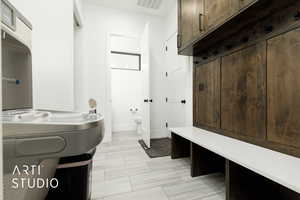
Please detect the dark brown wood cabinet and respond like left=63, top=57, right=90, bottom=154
left=221, top=43, right=266, bottom=139
left=178, top=0, right=194, bottom=48
left=204, top=0, right=239, bottom=31
left=193, top=0, right=205, bottom=36
left=188, top=0, right=300, bottom=157
left=178, top=0, right=204, bottom=48
left=194, top=59, right=220, bottom=128
left=239, top=0, right=256, bottom=9
left=267, top=28, right=300, bottom=148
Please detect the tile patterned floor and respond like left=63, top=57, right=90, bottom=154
left=92, top=131, right=225, bottom=200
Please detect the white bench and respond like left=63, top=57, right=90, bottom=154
left=170, top=126, right=300, bottom=199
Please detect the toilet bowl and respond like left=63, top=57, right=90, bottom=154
left=134, top=116, right=142, bottom=134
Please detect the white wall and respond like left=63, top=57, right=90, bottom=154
left=111, top=70, right=142, bottom=132
left=79, top=0, right=193, bottom=142
left=74, top=25, right=86, bottom=112
left=74, top=0, right=83, bottom=15
left=0, top=6, right=3, bottom=199
left=8, top=0, right=75, bottom=111
left=78, top=1, right=165, bottom=142
left=110, top=35, right=143, bottom=132
left=74, top=0, right=83, bottom=27
left=9, top=0, right=192, bottom=142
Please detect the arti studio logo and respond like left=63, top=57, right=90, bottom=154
left=11, top=165, right=59, bottom=189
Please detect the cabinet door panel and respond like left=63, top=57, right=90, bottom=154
left=239, top=0, right=256, bottom=9
left=193, top=0, right=205, bottom=37
left=179, top=0, right=204, bottom=48
left=194, top=59, right=220, bottom=128
left=180, top=0, right=195, bottom=47
left=205, top=0, right=239, bottom=30
left=221, top=43, right=266, bottom=139
left=267, top=28, right=300, bottom=148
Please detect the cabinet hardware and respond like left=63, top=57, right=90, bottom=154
left=241, top=37, right=249, bottom=43
left=199, top=83, right=205, bottom=91
left=199, top=13, right=204, bottom=32
left=144, top=99, right=149, bottom=103
left=294, top=11, right=300, bottom=20
left=149, top=99, right=153, bottom=103
left=177, top=34, right=182, bottom=49
left=212, top=50, right=219, bottom=55
left=225, top=45, right=233, bottom=50
left=181, top=100, right=186, bottom=104
left=2, top=77, right=21, bottom=85
left=264, top=25, right=273, bottom=33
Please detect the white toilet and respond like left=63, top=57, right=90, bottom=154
left=134, top=116, right=142, bottom=134
left=130, top=107, right=142, bottom=134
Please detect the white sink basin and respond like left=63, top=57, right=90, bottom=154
left=3, top=109, right=105, bottom=159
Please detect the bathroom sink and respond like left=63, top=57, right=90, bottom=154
left=3, top=109, right=105, bottom=159
left=2, top=109, right=105, bottom=200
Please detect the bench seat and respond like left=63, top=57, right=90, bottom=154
left=169, top=126, right=300, bottom=194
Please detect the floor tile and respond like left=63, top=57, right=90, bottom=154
left=93, top=158, right=125, bottom=170
left=146, top=157, right=190, bottom=171
left=163, top=174, right=225, bottom=200
left=92, top=177, right=132, bottom=199
left=200, top=192, right=225, bottom=200
left=92, top=169, right=105, bottom=182
left=103, top=187, right=168, bottom=200
left=92, top=131, right=226, bottom=200
left=104, top=163, right=150, bottom=180
left=130, top=166, right=190, bottom=191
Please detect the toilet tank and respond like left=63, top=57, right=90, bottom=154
left=1, top=0, right=33, bottom=110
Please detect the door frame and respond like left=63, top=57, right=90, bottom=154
left=105, top=32, right=142, bottom=142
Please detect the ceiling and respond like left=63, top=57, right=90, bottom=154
left=88, top=0, right=176, bottom=17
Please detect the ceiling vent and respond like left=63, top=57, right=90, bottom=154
left=137, top=0, right=163, bottom=10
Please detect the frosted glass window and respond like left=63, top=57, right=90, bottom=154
left=110, top=51, right=141, bottom=71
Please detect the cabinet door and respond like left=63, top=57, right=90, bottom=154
left=239, top=0, right=256, bottom=9
left=178, top=0, right=204, bottom=48
left=221, top=43, right=266, bottom=139
left=179, top=0, right=194, bottom=47
left=204, top=0, right=239, bottom=31
left=193, top=0, right=205, bottom=37
left=267, top=28, right=300, bottom=148
left=194, top=59, right=220, bottom=128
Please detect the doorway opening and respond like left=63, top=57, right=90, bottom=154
left=109, top=34, right=144, bottom=136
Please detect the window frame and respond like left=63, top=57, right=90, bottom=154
left=110, top=51, right=141, bottom=71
